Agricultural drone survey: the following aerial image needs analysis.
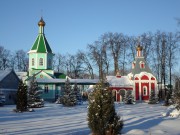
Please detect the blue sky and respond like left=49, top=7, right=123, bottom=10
left=0, top=0, right=179, bottom=55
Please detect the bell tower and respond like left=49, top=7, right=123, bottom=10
left=28, top=17, right=54, bottom=76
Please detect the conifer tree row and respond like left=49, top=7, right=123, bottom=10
left=61, top=78, right=82, bottom=106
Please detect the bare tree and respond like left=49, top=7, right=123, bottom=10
left=64, top=53, right=84, bottom=78
left=77, top=50, right=94, bottom=79
left=166, top=32, right=180, bottom=94
left=140, top=32, right=153, bottom=63
left=128, top=36, right=137, bottom=61
left=88, top=41, right=104, bottom=79
left=0, top=46, right=11, bottom=70
left=14, top=50, right=28, bottom=72
left=105, top=32, right=125, bottom=75
left=54, top=53, right=66, bottom=72
left=99, top=34, right=111, bottom=76
left=119, top=35, right=129, bottom=75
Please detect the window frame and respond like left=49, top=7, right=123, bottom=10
left=139, top=61, right=145, bottom=69
left=39, top=58, right=43, bottom=66
left=32, top=58, right=35, bottom=66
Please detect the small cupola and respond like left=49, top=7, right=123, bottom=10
left=38, top=17, right=45, bottom=34
left=38, top=17, right=45, bottom=26
left=116, top=70, right=121, bottom=78
left=136, top=40, right=143, bottom=57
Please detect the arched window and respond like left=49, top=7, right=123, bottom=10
left=32, top=58, right=35, bottom=66
left=132, top=62, right=136, bottom=69
left=39, top=58, right=43, bottom=66
left=140, top=61, right=145, bottom=69
left=143, top=86, right=148, bottom=96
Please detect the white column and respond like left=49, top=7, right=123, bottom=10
left=139, top=82, right=142, bottom=101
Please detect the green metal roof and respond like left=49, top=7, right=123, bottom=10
left=30, top=34, right=52, bottom=53
left=54, top=72, right=67, bottom=79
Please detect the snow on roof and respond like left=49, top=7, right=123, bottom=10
left=0, top=69, right=12, bottom=82
left=16, top=72, right=27, bottom=78
left=36, top=78, right=99, bottom=84
left=106, top=76, right=133, bottom=87
left=128, top=71, right=156, bottom=80
left=134, top=71, right=156, bottom=78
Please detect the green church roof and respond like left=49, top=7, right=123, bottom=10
left=54, top=72, right=67, bottom=79
left=29, top=18, right=53, bottom=53
left=30, top=35, right=52, bottom=53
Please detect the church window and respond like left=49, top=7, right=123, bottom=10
left=143, top=86, right=147, bottom=96
left=140, top=61, right=145, bottom=69
left=132, top=62, right=135, bottom=69
left=32, top=58, right=35, bottom=66
left=39, top=58, right=43, bottom=66
left=44, top=85, right=49, bottom=93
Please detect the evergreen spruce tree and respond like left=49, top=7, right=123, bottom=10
left=73, top=83, right=82, bottom=104
left=61, top=78, right=77, bottom=106
left=124, top=90, right=134, bottom=104
left=148, top=90, right=158, bottom=104
left=28, top=75, right=44, bottom=108
left=64, top=78, right=71, bottom=95
left=88, top=81, right=123, bottom=135
left=16, top=80, right=27, bottom=112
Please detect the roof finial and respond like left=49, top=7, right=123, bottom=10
left=38, top=17, right=45, bottom=27
left=136, top=36, right=143, bottom=51
left=41, top=9, right=43, bottom=18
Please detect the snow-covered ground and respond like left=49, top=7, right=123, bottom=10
left=0, top=102, right=180, bottom=135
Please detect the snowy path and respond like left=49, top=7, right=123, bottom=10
left=0, top=102, right=180, bottom=135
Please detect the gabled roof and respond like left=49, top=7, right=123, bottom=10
left=26, top=70, right=54, bottom=81
left=0, top=69, right=19, bottom=82
left=29, top=34, right=52, bottom=53
left=106, top=76, right=133, bottom=87
left=0, top=70, right=11, bottom=82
